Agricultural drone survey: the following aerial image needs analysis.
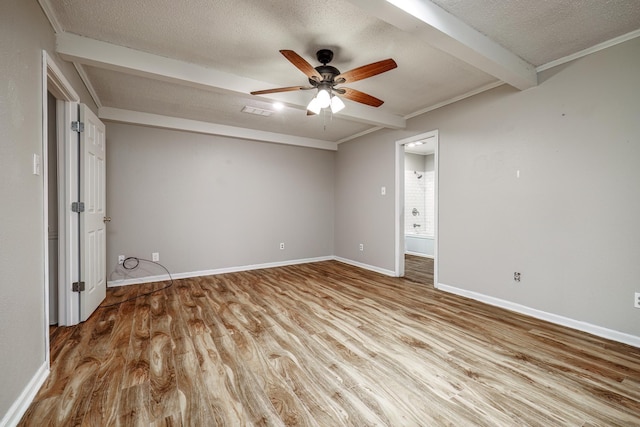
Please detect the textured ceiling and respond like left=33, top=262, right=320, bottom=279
left=41, top=0, right=640, bottom=144
left=84, top=66, right=372, bottom=142
left=430, top=0, right=640, bottom=66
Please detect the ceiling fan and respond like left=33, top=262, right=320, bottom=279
left=250, top=49, right=397, bottom=115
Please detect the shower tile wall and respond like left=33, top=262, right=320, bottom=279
left=405, top=154, right=435, bottom=236
left=423, top=170, right=434, bottom=235
left=405, top=171, right=424, bottom=234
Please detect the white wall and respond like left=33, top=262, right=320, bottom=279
left=0, top=0, right=96, bottom=421
left=336, top=37, right=640, bottom=339
left=105, top=123, right=335, bottom=277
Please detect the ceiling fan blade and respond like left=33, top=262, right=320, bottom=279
left=280, top=50, right=322, bottom=81
left=336, top=59, right=397, bottom=83
left=250, top=85, right=310, bottom=95
left=306, top=110, right=316, bottom=116
left=340, top=87, right=385, bottom=107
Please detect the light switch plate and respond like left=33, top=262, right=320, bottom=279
left=33, top=154, right=41, bottom=176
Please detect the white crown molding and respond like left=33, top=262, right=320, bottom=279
left=337, top=126, right=384, bottom=144
left=37, top=0, right=62, bottom=33
left=72, top=63, right=102, bottom=109
left=537, top=28, right=640, bottom=72
left=38, top=1, right=104, bottom=108
left=404, top=80, right=505, bottom=120
left=338, top=80, right=504, bottom=144
left=339, top=28, right=640, bottom=145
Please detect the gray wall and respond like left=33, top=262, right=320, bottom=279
left=106, top=123, right=335, bottom=276
left=336, top=37, right=640, bottom=337
left=2, top=0, right=639, bottom=419
left=405, top=152, right=425, bottom=171
left=425, top=154, right=434, bottom=173
left=335, top=135, right=396, bottom=270
left=0, top=0, right=96, bottom=419
left=404, top=153, right=434, bottom=172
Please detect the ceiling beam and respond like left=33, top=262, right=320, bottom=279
left=99, top=107, right=338, bottom=151
left=346, top=0, right=537, bottom=90
left=56, top=33, right=405, bottom=129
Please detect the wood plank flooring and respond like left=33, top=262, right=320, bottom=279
left=20, top=261, right=640, bottom=426
left=404, top=254, right=434, bottom=285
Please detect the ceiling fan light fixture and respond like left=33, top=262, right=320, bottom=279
left=307, top=97, right=322, bottom=114
left=316, top=89, right=331, bottom=108
left=252, top=49, right=396, bottom=116
left=330, top=95, right=345, bottom=113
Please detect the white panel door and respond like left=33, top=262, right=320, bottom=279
left=80, top=104, right=106, bottom=321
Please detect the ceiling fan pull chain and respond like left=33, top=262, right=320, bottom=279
left=323, top=109, right=327, bottom=132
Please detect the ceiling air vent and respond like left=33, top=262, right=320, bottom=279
left=241, top=106, right=273, bottom=116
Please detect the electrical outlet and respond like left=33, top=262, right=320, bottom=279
left=359, top=243, right=364, bottom=251
left=279, top=242, right=285, bottom=250
left=514, top=272, right=521, bottom=282
left=635, top=292, right=640, bottom=309
left=118, top=255, right=125, bottom=264
left=152, top=252, right=159, bottom=262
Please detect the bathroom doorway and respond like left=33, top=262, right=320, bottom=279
left=394, top=130, right=438, bottom=286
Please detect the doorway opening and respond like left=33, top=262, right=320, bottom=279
left=394, top=130, right=439, bottom=286
left=46, top=91, right=59, bottom=331
left=42, top=51, right=81, bottom=366
left=43, top=51, right=107, bottom=339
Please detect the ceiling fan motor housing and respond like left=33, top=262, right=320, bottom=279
left=309, top=49, right=341, bottom=86
left=310, top=65, right=340, bottom=85
left=316, top=49, right=334, bottom=64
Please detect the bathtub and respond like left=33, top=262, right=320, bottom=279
left=405, top=233, right=434, bottom=258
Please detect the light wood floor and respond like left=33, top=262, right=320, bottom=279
left=20, top=261, right=640, bottom=426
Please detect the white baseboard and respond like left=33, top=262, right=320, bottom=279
left=1, top=362, right=49, bottom=427
left=107, top=255, right=397, bottom=287
left=437, top=282, right=640, bottom=348
left=107, top=256, right=334, bottom=287
left=333, top=256, right=397, bottom=277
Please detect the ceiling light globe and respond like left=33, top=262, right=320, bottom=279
left=317, top=89, right=331, bottom=108
left=307, top=97, right=322, bottom=114
left=330, top=96, right=345, bottom=113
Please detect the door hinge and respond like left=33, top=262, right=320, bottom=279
left=71, top=202, right=85, bottom=213
left=71, top=121, right=85, bottom=132
left=72, top=281, right=85, bottom=292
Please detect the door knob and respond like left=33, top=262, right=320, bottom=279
left=103, top=216, right=112, bottom=223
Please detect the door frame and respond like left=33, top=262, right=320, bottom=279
left=394, top=130, right=439, bottom=285
left=42, top=51, right=81, bottom=355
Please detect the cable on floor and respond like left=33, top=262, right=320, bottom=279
left=99, top=256, right=173, bottom=308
